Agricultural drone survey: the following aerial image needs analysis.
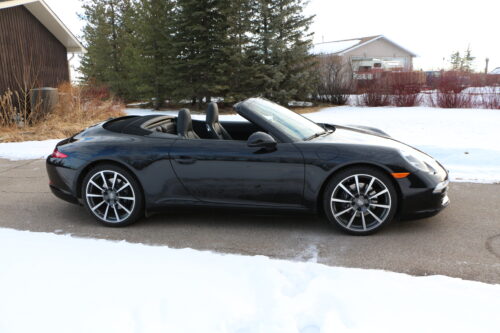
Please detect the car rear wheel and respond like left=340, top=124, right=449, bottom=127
left=82, top=164, right=144, bottom=227
left=323, top=167, right=398, bottom=235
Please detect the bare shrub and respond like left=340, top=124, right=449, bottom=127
left=388, top=72, right=423, bottom=107
left=313, top=55, right=352, bottom=105
left=360, top=91, right=391, bottom=107
left=432, top=71, right=472, bottom=108
left=481, top=86, right=500, bottom=109
left=392, top=90, right=421, bottom=107
left=358, top=79, right=390, bottom=107
left=432, top=92, right=472, bottom=108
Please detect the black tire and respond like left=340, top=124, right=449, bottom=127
left=81, top=164, right=144, bottom=227
left=323, top=166, right=398, bottom=235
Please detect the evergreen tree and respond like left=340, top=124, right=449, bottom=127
left=222, top=0, right=260, bottom=102
left=251, top=0, right=315, bottom=104
left=80, top=0, right=137, bottom=99
left=462, top=46, right=475, bottom=72
left=172, top=0, right=231, bottom=107
left=450, top=51, right=461, bottom=70
left=449, top=46, right=475, bottom=72
left=133, top=0, right=176, bottom=108
left=80, top=0, right=316, bottom=106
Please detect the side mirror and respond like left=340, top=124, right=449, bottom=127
left=247, top=132, right=277, bottom=151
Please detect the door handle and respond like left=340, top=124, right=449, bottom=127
left=174, top=156, right=196, bottom=164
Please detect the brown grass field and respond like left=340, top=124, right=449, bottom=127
left=0, top=83, right=125, bottom=142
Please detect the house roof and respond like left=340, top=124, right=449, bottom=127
left=0, top=0, right=85, bottom=53
left=312, top=35, right=417, bottom=57
left=490, top=67, right=500, bottom=75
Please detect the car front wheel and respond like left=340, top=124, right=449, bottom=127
left=82, top=164, right=144, bottom=227
left=323, top=167, right=398, bottom=235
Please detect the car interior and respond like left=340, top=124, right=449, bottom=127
left=140, top=102, right=265, bottom=141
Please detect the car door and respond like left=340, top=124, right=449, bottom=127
left=169, top=138, right=305, bottom=207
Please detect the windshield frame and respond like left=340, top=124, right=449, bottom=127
left=235, top=98, right=326, bottom=142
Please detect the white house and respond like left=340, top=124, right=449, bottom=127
left=313, top=35, right=416, bottom=76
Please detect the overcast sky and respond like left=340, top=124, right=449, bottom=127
left=47, top=0, right=500, bottom=74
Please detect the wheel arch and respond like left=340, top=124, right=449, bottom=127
left=316, top=162, right=403, bottom=216
left=75, top=159, right=145, bottom=202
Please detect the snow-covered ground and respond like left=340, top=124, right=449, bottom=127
left=0, top=227, right=499, bottom=333
left=0, top=106, right=499, bottom=183
left=0, top=139, right=61, bottom=160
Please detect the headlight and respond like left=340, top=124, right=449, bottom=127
left=400, top=150, right=435, bottom=173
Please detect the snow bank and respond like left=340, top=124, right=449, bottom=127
left=0, top=139, right=60, bottom=160
left=0, top=228, right=499, bottom=333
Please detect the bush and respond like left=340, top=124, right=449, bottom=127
left=392, top=90, right=421, bottom=107
left=482, top=86, right=500, bottom=109
left=431, top=71, right=472, bottom=108
left=312, top=56, right=352, bottom=105
left=388, top=72, right=423, bottom=107
left=432, top=91, right=473, bottom=108
left=356, top=78, right=391, bottom=107
left=359, top=91, right=391, bottom=107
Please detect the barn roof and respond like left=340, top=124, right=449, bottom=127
left=0, top=0, right=85, bottom=53
left=312, top=35, right=417, bottom=57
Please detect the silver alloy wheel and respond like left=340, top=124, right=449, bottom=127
left=330, top=174, right=391, bottom=232
left=85, top=170, right=136, bottom=223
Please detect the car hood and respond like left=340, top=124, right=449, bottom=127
left=311, top=125, right=445, bottom=173
left=311, top=125, right=410, bottom=150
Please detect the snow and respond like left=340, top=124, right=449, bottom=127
left=490, top=67, right=500, bottom=74
left=312, top=39, right=360, bottom=55
left=1, top=106, right=499, bottom=183
left=1, top=227, right=499, bottom=333
left=0, top=139, right=60, bottom=160
left=462, top=86, right=500, bottom=94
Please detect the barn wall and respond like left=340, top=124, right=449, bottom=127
left=0, top=5, right=69, bottom=95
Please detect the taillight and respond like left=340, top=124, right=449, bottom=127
left=51, top=148, right=68, bottom=159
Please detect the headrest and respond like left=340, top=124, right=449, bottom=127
left=177, top=108, right=193, bottom=135
left=206, top=102, right=219, bottom=125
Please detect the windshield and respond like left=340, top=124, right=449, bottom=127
left=244, top=99, right=326, bottom=141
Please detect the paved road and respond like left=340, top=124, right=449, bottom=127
left=1, top=158, right=499, bottom=284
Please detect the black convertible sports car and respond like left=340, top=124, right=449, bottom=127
left=47, top=97, right=449, bottom=235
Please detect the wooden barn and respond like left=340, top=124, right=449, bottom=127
left=0, top=0, right=85, bottom=96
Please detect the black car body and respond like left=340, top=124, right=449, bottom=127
left=47, top=98, right=449, bottom=235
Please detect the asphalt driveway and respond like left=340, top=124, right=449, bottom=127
left=1, top=158, right=499, bottom=284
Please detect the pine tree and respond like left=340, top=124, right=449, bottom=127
left=449, top=47, right=475, bottom=72
left=133, top=0, right=176, bottom=108
left=172, top=0, right=231, bottom=107
left=450, top=51, right=461, bottom=70
left=251, top=0, right=315, bottom=104
left=80, top=0, right=137, bottom=99
left=80, top=0, right=317, bottom=105
left=222, top=0, right=260, bottom=102
left=462, top=46, right=475, bottom=72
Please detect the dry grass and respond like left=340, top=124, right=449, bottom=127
left=0, top=83, right=125, bottom=142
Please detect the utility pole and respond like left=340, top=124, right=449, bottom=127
left=485, top=58, right=489, bottom=74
